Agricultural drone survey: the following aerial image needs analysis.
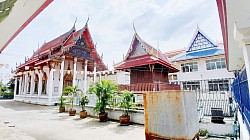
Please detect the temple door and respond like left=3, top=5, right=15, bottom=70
left=64, top=73, right=73, bottom=88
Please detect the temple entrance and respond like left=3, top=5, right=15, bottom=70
left=34, top=74, right=38, bottom=94
left=42, top=73, right=47, bottom=95
left=64, top=73, right=73, bottom=88
left=27, top=74, right=31, bottom=94
left=16, top=79, right=19, bottom=95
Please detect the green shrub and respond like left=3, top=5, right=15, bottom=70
left=199, top=129, right=209, bottom=136
left=0, top=92, right=14, bottom=99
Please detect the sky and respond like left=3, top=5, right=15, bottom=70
left=0, top=0, right=222, bottom=83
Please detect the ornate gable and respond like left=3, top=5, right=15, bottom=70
left=128, top=37, right=147, bottom=59
left=187, top=27, right=216, bottom=52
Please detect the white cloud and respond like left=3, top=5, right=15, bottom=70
left=1, top=0, right=222, bottom=72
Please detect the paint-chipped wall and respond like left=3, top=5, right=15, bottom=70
left=143, top=91, right=199, bottom=139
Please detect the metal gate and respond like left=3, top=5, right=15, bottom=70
left=180, top=78, right=234, bottom=117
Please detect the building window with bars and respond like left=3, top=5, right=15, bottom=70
left=181, top=62, right=198, bottom=73
left=183, top=81, right=200, bottom=90
left=208, top=80, right=229, bottom=91
left=206, top=58, right=226, bottom=70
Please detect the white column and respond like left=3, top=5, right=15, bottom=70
left=19, top=76, right=22, bottom=95
left=94, top=62, right=97, bottom=83
left=73, top=57, right=77, bottom=87
left=14, top=77, right=17, bottom=97
left=35, top=69, right=43, bottom=97
left=48, top=69, right=54, bottom=104
left=59, top=57, right=65, bottom=96
left=30, top=71, right=35, bottom=96
left=242, top=45, right=250, bottom=98
left=24, top=73, right=28, bottom=95
left=84, top=60, right=88, bottom=93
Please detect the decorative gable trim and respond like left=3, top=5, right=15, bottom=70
left=187, top=26, right=217, bottom=53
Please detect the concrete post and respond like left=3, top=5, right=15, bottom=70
left=242, top=45, right=250, bottom=98
left=84, top=60, right=88, bottom=93
left=59, top=56, right=65, bottom=96
left=94, top=62, right=96, bottom=84
left=73, top=57, right=77, bottom=87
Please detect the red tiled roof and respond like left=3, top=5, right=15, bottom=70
left=164, top=49, right=185, bottom=58
left=37, top=26, right=75, bottom=55
left=115, top=55, right=178, bottom=72
left=116, top=32, right=178, bottom=73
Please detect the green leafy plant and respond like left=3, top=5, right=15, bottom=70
left=80, top=94, right=89, bottom=112
left=63, top=86, right=81, bottom=110
left=199, top=129, right=209, bottom=137
left=58, top=95, right=66, bottom=108
left=88, top=80, right=117, bottom=114
left=119, top=90, right=134, bottom=117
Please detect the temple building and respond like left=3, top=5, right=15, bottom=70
left=166, top=26, right=234, bottom=91
left=115, top=31, right=180, bottom=93
left=13, top=21, right=107, bottom=105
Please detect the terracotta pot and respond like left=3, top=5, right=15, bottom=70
left=99, top=112, right=108, bottom=122
left=69, top=109, right=76, bottom=116
left=59, top=106, right=65, bottom=113
left=119, top=115, right=130, bottom=126
left=80, top=111, right=87, bottom=119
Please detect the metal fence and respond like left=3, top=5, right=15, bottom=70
left=179, top=78, right=234, bottom=117
left=232, top=68, right=250, bottom=132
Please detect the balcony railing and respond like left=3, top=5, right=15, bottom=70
left=118, top=83, right=180, bottom=93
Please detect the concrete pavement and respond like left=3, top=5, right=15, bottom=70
left=0, top=100, right=145, bottom=140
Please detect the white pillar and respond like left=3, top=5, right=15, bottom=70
left=59, top=57, right=65, bottom=96
left=24, top=73, right=28, bottom=95
left=242, top=45, right=250, bottom=98
left=14, top=77, right=17, bottom=97
left=73, top=57, right=77, bottom=87
left=36, top=70, right=43, bottom=97
left=19, top=76, right=22, bottom=95
left=84, top=60, right=88, bottom=93
left=94, top=62, right=97, bottom=83
left=48, top=69, right=54, bottom=104
left=30, top=71, right=35, bottom=96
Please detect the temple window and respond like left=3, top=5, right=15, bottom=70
left=206, top=58, right=226, bottom=70
left=208, top=79, right=229, bottom=91
left=182, top=81, right=200, bottom=90
left=181, top=62, right=198, bottom=73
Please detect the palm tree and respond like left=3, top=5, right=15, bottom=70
left=89, top=80, right=117, bottom=121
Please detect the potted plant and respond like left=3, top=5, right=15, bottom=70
left=118, top=90, right=134, bottom=125
left=89, top=80, right=117, bottom=122
left=63, top=86, right=81, bottom=116
left=79, top=94, right=89, bottom=118
left=199, top=129, right=209, bottom=139
left=58, top=95, right=66, bottom=113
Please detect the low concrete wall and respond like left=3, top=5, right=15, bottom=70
left=143, top=91, right=199, bottom=140
left=71, top=105, right=145, bottom=124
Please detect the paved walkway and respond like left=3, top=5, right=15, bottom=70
left=0, top=100, right=145, bottom=140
